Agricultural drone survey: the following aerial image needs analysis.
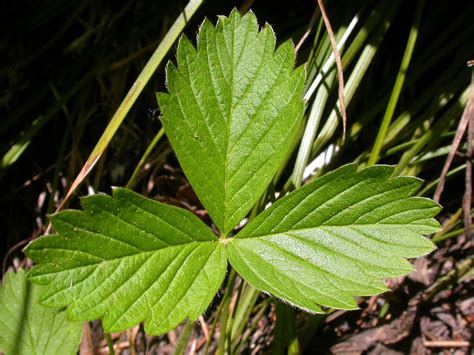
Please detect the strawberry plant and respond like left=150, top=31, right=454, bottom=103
left=1, top=8, right=442, bottom=352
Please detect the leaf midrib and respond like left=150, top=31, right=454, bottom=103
left=222, top=14, right=240, bottom=231
left=33, top=241, right=219, bottom=274
left=36, top=243, right=220, bottom=314
left=233, top=228, right=413, bottom=278
left=237, top=222, right=434, bottom=240
left=54, top=201, right=217, bottom=253
left=221, top=23, right=289, bottom=233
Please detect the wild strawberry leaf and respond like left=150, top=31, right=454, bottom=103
left=24, top=188, right=227, bottom=335
left=22, top=10, right=442, bottom=340
left=157, top=9, right=305, bottom=234
left=226, top=164, right=440, bottom=312
left=0, top=269, right=82, bottom=355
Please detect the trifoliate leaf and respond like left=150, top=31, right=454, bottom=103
left=24, top=188, right=227, bottom=335
left=157, top=9, right=305, bottom=234
left=0, top=269, right=82, bottom=355
left=226, top=164, right=440, bottom=312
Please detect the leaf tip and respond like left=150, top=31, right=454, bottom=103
left=292, top=64, right=307, bottom=88
left=196, top=18, right=213, bottom=47
left=424, top=238, right=438, bottom=254
left=156, top=91, right=169, bottom=109
left=164, top=60, right=179, bottom=90
left=229, top=7, right=241, bottom=19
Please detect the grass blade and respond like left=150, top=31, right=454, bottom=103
left=367, top=0, right=425, bottom=165
left=59, top=0, right=204, bottom=209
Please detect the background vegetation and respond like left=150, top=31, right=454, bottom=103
left=1, top=0, right=473, bottom=353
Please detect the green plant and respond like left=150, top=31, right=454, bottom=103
left=3, top=8, right=444, bottom=353
left=26, top=8, right=439, bottom=329
left=0, top=269, right=82, bottom=355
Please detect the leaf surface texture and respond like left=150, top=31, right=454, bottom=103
left=25, top=188, right=227, bottom=334
left=227, top=164, right=440, bottom=312
left=157, top=10, right=305, bottom=234
left=0, top=269, right=82, bottom=355
left=22, top=10, right=443, bottom=337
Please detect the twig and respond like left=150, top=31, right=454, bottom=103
left=79, top=322, right=95, bottom=355
left=239, top=0, right=255, bottom=14
left=2, top=236, right=37, bottom=275
left=189, top=338, right=198, bottom=355
left=420, top=255, right=474, bottom=303
left=434, top=69, right=474, bottom=202
left=199, top=315, right=209, bottom=341
left=423, top=340, right=471, bottom=348
left=317, top=0, right=347, bottom=137
left=104, top=40, right=161, bottom=73
left=127, top=328, right=136, bottom=355
left=464, top=69, right=474, bottom=240
left=295, top=8, right=320, bottom=53
left=98, top=341, right=131, bottom=354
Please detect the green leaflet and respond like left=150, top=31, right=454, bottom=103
left=227, top=164, right=440, bottom=312
left=157, top=9, right=305, bottom=234
left=24, top=188, right=227, bottom=335
left=0, top=269, right=82, bottom=355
